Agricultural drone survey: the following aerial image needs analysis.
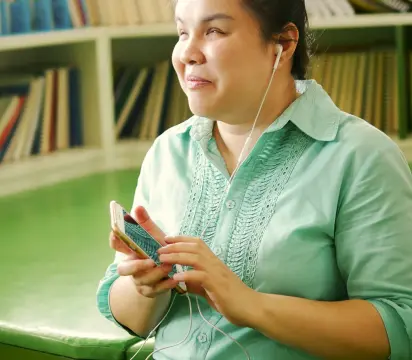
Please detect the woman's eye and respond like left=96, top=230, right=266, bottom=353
left=207, top=28, right=223, bottom=35
left=178, top=31, right=188, bottom=39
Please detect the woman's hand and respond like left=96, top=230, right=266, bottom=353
left=158, top=235, right=258, bottom=327
left=110, top=206, right=180, bottom=298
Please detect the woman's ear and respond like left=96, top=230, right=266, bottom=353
left=276, top=22, right=299, bottom=62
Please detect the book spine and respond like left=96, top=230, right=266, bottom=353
left=10, top=0, right=32, bottom=34
left=33, top=0, right=54, bottom=31
left=51, top=0, right=72, bottom=29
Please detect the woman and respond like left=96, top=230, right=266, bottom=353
left=97, top=0, right=412, bottom=359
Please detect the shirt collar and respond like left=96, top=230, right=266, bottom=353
left=174, top=79, right=340, bottom=142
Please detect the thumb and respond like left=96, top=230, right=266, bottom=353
left=133, top=206, right=167, bottom=246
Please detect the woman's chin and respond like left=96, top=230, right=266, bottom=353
left=188, top=99, right=218, bottom=119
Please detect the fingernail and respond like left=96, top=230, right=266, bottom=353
left=161, top=264, right=171, bottom=271
left=174, top=273, right=184, bottom=281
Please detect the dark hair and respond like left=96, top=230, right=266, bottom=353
left=241, top=0, right=311, bottom=80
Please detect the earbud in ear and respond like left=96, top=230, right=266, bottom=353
left=276, top=44, right=283, bottom=55
left=273, top=44, right=283, bottom=71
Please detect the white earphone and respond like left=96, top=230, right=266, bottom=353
left=273, top=44, right=283, bottom=71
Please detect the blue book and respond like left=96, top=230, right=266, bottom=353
left=33, top=0, right=54, bottom=31
left=10, top=0, right=31, bottom=34
left=0, top=1, right=11, bottom=35
left=51, top=0, right=71, bottom=29
left=0, top=84, right=30, bottom=96
left=68, top=67, right=83, bottom=147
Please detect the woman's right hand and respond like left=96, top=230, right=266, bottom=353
left=109, top=206, right=180, bottom=298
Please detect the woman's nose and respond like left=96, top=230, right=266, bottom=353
left=180, top=39, right=206, bottom=66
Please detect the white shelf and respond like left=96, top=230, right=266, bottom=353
left=1, top=13, right=412, bottom=53
left=0, top=28, right=100, bottom=52
left=0, top=148, right=104, bottom=196
left=113, top=139, right=153, bottom=169
left=0, top=141, right=154, bottom=197
left=107, top=23, right=177, bottom=39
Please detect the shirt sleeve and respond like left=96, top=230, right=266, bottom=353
left=96, top=140, right=158, bottom=336
left=335, top=139, right=412, bottom=360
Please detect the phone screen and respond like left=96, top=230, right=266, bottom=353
left=111, top=202, right=178, bottom=277
left=122, top=210, right=164, bottom=264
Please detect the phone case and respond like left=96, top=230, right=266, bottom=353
left=110, top=201, right=186, bottom=294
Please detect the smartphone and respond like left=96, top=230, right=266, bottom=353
left=110, top=201, right=186, bottom=294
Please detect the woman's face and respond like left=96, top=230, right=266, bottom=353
left=172, top=0, right=276, bottom=123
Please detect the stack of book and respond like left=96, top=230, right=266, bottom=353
left=0, top=66, right=82, bottom=164
left=113, top=60, right=191, bottom=141
left=0, top=0, right=174, bottom=36
left=306, top=0, right=356, bottom=19
left=308, top=49, right=399, bottom=134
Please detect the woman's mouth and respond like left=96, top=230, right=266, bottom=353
left=186, top=75, right=212, bottom=90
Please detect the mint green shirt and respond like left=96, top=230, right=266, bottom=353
left=97, top=80, right=412, bottom=359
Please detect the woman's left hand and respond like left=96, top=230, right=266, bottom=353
left=158, top=235, right=258, bottom=327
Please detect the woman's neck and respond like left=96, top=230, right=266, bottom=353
left=213, top=77, right=299, bottom=174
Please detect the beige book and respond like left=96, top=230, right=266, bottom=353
left=330, top=53, right=343, bottom=105
left=40, top=70, right=55, bottom=155
left=363, top=52, right=377, bottom=126
left=22, top=77, right=46, bottom=157
left=374, top=51, right=385, bottom=131
left=115, top=68, right=150, bottom=138
left=123, top=0, right=141, bottom=25
left=148, top=61, right=171, bottom=139
left=4, top=77, right=38, bottom=162
left=322, top=53, right=334, bottom=96
left=56, top=68, right=70, bottom=150
left=136, top=0, right=159, bottom=24
left=84, top=0, right=100, bottom=25
left=156, top=0, right=174, bottom=22
left=68, top=0, right=83, bottom=27
left=352, top=52, right=367, bottom=118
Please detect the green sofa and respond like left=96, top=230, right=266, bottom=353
left=0, top=169, right=154, bottom=360
left=2, top=164, right=412, bottom=359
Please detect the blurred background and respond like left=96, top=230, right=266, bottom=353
left=0, top=0, right=411, bottom=196
left=0, top=1, right=411, bottom=360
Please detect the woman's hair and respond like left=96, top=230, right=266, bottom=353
left=240, top=0, right=311, bottom=80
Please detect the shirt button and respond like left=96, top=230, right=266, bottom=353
left=226, top=200, right=236, bottom=209
left=197, top=333, right=208, bottom=343
left=215, top=247, right=222, bottom=256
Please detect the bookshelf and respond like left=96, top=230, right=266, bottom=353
left=1, top=15, right=412, bottom=197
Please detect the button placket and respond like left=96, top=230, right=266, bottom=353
left=225, top=199, right=236, bottom=209
left=197, top=333, right=208, bottom=343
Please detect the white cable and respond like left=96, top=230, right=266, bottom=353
left=195, top=46, right=283, bottom=358
left=200, top=46, right=282, bottom=239
left=195, top=296, right=251, bottom=360
left=144, top=292, right=193, bottom=360
left=129, top=291, right=179, bottom=360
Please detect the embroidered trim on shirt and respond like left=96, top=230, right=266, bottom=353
left=179, top=122, right=314, bottom=287
left=227, top=124, right=313, bottom=287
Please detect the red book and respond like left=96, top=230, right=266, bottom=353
left=0, top=97, right=26, bottom=149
